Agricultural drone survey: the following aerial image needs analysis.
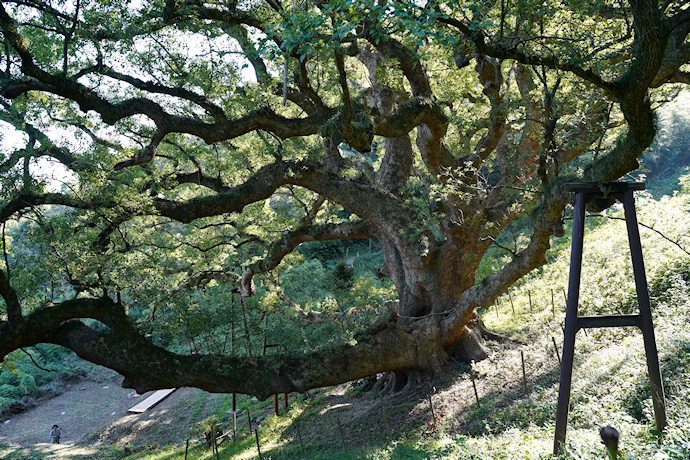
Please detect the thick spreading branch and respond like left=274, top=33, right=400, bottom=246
left=439, top=16, right=618, bottom=94
left=241, top=220, right=372, bottom=294
left=0, top=295, right=446, bottom=398
left=0, top=192, right=96, bottom=224
left=154, top=160, right=290, bottom=222
left=0, top=269, right=22, bottom=326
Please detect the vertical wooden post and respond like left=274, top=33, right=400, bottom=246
left=382, top=407, right=392, bottom=439
left=213, top=434, right=220, bottom=460
left=336, top=417, right=346, bottom=448
left=469, top=368, right=481, bottom=408
left=528, top=290, right=533, bottom=313
left=231, top=301, right=237, bottom=417
left=509, top=293, right=515, bottom=314
left=521, top=350, right=528, bottom=394
left=552, top=336, right=561, bottom=366
left=262, top=313, right=269, bottom=356
left=622, top=191, right=666, bottom=432
left=554, top=190, right=586, bottom=453
left=240, top=296, right=254, bottom=361
left=255, top=428, right=263, bottom=459
left=428, top=392, right=437, bottom=428
left=296, top=420, right=306, bottom=456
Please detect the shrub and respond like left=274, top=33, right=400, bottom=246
left=0, top=384, right=21, bottom=400
left=0, top=371, right=19, bottom=387
left=19, top=374, right=37, bottom=396
left=0, top=396, right=13, bottom=412
left=191, top=415, right=223, bottom=447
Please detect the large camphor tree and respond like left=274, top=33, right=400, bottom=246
left=0, top=0, right=688, bottom=398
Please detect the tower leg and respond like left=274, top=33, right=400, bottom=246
left=622, top=191, right=666, bottom=432
left=554, top=191, right=587, bottom=454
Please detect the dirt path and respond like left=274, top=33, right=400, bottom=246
left=0, top=373, right=134, bottom=447
left=0, top=368, right=218, bottom=459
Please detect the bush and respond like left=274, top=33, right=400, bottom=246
left=0, top=384, right=21, bottom=400
left=0, top=396, right=13, bottom=411
left=325, top=261, right=355, bottom=292
left=19, top=374, right=37, bottom=396
left=281, top=258, right=327, bottom=304
left=0, top=372, right=19, bottom=387
left=191, top=415, right=223, bottom=447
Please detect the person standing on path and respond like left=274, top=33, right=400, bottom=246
left=49, top=424, right=61, bottom=444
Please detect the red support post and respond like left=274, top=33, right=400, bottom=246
left=284, top=393, right=288, bottom=410
left=274, top=394, right=278, bottom=415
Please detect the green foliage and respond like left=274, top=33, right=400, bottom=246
left=0, top=344, right=82, bottom=408
left=18, top=374, right=37, bottom=396
left=190, top=415, right=222, bottom=447
left=0, top=2, right=686, bottom=454
left=125, top=192, right=689, bottom=460
left=639, top=93, right=690, bottom=198
left=0, top=371, right=19, bottom=387
left=38, top=211, right=690, bottom=460
left=0, top=384, right=21, bottom=400
left=0, top=397, right=14, bottom=412
left=281, top=258, right=328, bottom=305
left=326, top=260, right=355, bottom=292
left=299, top=240, right=374, bottom=267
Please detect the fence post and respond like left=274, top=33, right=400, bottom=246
left=521, top=350, right=528, bottom=394
left=255, top=428, right=263, bottom=459
left=552, top=336, right=561, bottom=366
left=296, top=420, right=306, bottom=456
left=470, top=367, right=481, bottom=409
left=336, top=417, right=346, bottom=448
left=528, top=291, right=533, bottom=313
left=382, top=407, right=392, bottom=439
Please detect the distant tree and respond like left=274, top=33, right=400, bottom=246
left=0, top=0, right=689, bottom=398
left=643, top=95, right=690, bottom=180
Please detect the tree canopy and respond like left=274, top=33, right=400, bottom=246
left=0, top=0, right=688, bottom=398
